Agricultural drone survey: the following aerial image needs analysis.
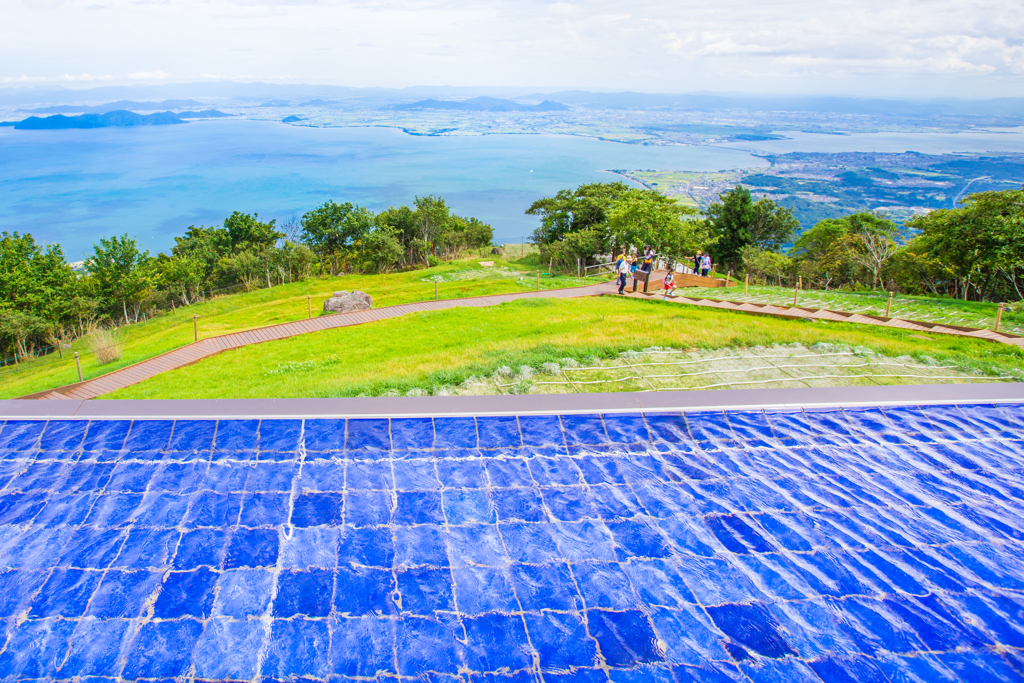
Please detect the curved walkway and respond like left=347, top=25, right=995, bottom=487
left=620, top=281, right=1024, bottom=347
left=22, top=276, right=1021, bottom=401
left=24, top=282, right=617, bottom=401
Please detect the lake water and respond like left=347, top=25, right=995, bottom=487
left=0, top=121, right=764, bottom=259
left=2, top=121, right=1023, bottom=259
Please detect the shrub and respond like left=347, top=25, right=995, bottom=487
left=87, top=328, right=125, bottom=365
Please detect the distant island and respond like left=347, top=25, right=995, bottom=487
left=394, top=96, right=569, bottom=112
left=12, top=109, right=230, bottom=130
left=282, top=115, right=306, bottom=123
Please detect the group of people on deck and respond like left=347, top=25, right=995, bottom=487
left=615, top=247, right=713, bottom=298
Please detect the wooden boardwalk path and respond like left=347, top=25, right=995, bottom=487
left=23, top=275, right=1021, bottom=401
left=27, top=282, right=618, bottom=400
left=621, top=275, right=1024, bottom=349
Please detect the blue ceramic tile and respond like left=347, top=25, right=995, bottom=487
left=391, top=418, right=435, bottom=450
left=395, top=490, right=445, bottom=525
left=239, top=491, right=290, bottom=527
left=396, top=566, right=455, bottom=613
left=395, top=614, right=467, bottom=676
left=434, top=417, right=478, bottom=449
left=485, top=457, right=533, bottom=487
left=500, top=522, right=563, bottom=564
left=452, top=564, right=518, bottom=614
left=303, top=418, right=347, bottom=452
left=477, top=416, right=522, bottom=449
left=346, top=489, right=394, bottom=526
left=224, top=527, right=280, bottom=569
left=345, top=418, right=392, bottom=452
left=446, top=524, right=509, bottom=566
left=61, top=617, right=133, bottom=677
left=524, top=611, right=596, bottom=670
left=183, top=491, right=242, bottom=527
left=124, top=420, right=174, bottom=452
left=587, top=609, right=665, bottom=667
left=153, top=567, right=219, bottom=617
left=0, top=617, right=77, bottom=678
left=463, top=613, right=533, bottom=671
left=257, top=419, right=304, bottom=452
left=213, top=568, right=274, bottom=617
left=493, top=487, right=546, bottom=522
left=193, top=618, right=267, bottom=680
left=0, top=420, right=45, bottom=451
left=574, top=561, right=642, bottom=610
left=29, top=568, right=102, bottom=617
left=292, top=492, right=344, bottom=526
left=437, top=457, right=487, bottom=487
left=393, top=459, right=441, bottom=490
left=275, top=567, right=334, bottom=616
left=339, top=526, right=395, bottom=568
left=518, top=415, right=565, bottom=448
left=334, top=565, right=396, bottom=616
left=510, top=562, right=581, bottom=611
left=122, top=619, right=204, bottom=679
left=82, top=420, right=131, bottom=451
left=262, top=617, right=330, bottom=679
left=330, top=615, right=395, bottom=676
left=39, top=419, right=88, bottom=451
left=174, top=528, right=227, bottom=569
left=87, top=569, right=161, bottom=618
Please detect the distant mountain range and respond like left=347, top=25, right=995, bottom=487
left=393, top=97, right=570, bottom=112
left=22, top=99, right=204, bottom=114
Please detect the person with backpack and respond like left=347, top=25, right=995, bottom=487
left=693, top=251, right=702, bottom=275
left=616, top=251, right=631, bottom=294
left=701, top=253, right=712, bottom=277
left=641, top=246, right=654, bottom=273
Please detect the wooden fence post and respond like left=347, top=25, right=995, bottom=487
left=75, top=352, right=83, bottom=382
left=434, top=279, right=438, bottom=301
left=577, top=258, right=581, bottom=280
left=793, top=277, right=800, bottom=306
left=536, top=271, right=540, bottom=292
left=307, top=295, right=311, bottom=319
left=885, top=291, right=894, bottom=318
left=193, top=314, right=198, bottom=342
left=744, top=273, right=749, bottom=295
left=995, top=303, right=1006, bottom=332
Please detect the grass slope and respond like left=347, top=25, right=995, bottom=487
left=0, top=254, right=590, bottom=399
left=107, top=296, right=1024, bottom=400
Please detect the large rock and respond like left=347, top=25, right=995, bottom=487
left=324, top=290, right=372, bottom=313
left=490, top=247, right=505, bottom=255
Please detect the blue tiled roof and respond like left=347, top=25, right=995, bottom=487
left=0, top=403, right=1023, bottom=681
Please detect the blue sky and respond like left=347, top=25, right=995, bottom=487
left=2, top=0, right=1021, bottom=97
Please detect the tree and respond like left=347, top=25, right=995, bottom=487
left=0, top=232, right=78, bottom=327
left=606, top=189, right=711, bottom=261
left=159, top=255, right=203, bottom=304
left=85, top=234, right=152, bottom=323
left=526, top=182, right=631, bottom=245
left=171, top=225, right=231, bottom=287
left=907, top=185, right=1024, bottom=301
left=790, top=212, right=902, bottom=290
left=741, top=246, right=793, bottom=287
left=705, top=187, right=798, bottom=269
left=301, top=201, right=371, bottom=275
left=359, top=226, right=404, bottom=274
left=0, top=310, right=47, bottom=362
left=853, top=230, right=901, bottom=289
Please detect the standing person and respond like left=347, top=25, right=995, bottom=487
left=617, top=253, right=631, bottom=294
left=701, top=253, right=712, bottom=277
left=693, top=251, right=702, bottom=275
left=663, top=270, right=677, bottom=300
left=641, top=246, right=654, bottom=273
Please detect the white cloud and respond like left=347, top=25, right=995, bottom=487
left=125, top=69, right=170, bottom=80
left=0, top=0, right=1020, bottom=96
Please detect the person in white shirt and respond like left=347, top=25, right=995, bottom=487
left=617, top=254, right=631, bottom=294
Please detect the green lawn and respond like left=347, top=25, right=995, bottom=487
left=1, top=253, right=602, bottom=399
left=687, top=283, right=1024, bottom=336
left=108, top=296, right=1024, bottom=400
